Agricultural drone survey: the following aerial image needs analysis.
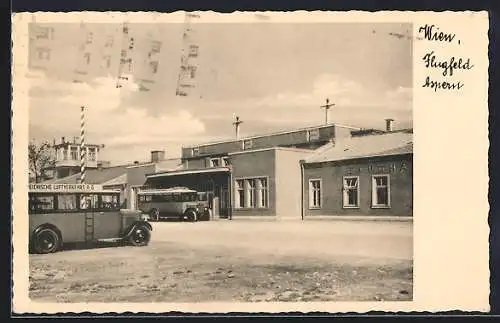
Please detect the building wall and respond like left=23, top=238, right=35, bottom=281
left=181, top=125, right=342, bottom=159
left=230, top=149, right=276, bottom=216
left=333, top=126, right=354, bottom=140
left=275, top=149, right=313, bottom=219
left=125, top=164, right=156, bottom=209
left=303, top=154, right=413, bottom=217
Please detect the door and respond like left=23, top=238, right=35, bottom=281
left=80, top=194, right=96, bottom=243
left=93, top=193, right=122, bottom=240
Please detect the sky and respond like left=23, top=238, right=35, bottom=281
left=25, top=21, right=413, bottom=165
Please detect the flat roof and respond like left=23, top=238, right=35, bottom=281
left=228, top=146, right=316, bottom=156
left=137, top=187, right=197, bottom=195
left=146, top=167, right=231, bottom=179
left=304, top=132, right=413, bottom=164
left=183, top=123, right=361, bottom=149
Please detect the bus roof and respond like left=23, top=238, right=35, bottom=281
left=137, top=187, right=197, bottom=195
left=28, top=183, right=120, bottom=194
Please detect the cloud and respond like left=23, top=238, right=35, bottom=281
left=27, top=71, right=206, bottom=159
left=384, top=86, right=412, bottom=110
left=250, top=73, right=414, bottom=111
left=252, top=73, right=364, bottom=108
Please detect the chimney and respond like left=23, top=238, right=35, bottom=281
left=385, top=118, right=394, bottom=132
left=151, top=150, right=165, bottom=163
left=97, top=162, right=103, bottom=171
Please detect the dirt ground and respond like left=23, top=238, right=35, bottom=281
left=29, top=220, right=413, bottom=302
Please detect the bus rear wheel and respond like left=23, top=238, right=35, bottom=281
left=33, top=228, right=60, bottom=254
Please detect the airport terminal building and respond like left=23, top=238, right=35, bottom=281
left=142, top=124, right=357, bottom=219
left=42, top=121, right=413, bottom=220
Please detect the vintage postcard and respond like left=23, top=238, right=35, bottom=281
left=11, top=10, right=490, bottom=314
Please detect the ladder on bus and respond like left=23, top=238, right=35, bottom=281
left=84, top=211, right=94, bottom=243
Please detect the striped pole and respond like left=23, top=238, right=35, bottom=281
left=80, top=106, right=86, bottom=184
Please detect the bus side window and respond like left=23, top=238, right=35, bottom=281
left=29, top=194, right=55, bottom=213
left=57, top=194, right=78, bottom=211
left=34, top=195, right=55, bottom=212
left=79, top=194, right=98, bottom=210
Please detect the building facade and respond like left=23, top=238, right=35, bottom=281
left=143, top=124, right=358, bottom=219
left=302, top=131, right=413, bottom=218
left=48, top=136, right=108, bottom=179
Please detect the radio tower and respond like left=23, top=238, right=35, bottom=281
left=175, top=12, right=201, bottom=97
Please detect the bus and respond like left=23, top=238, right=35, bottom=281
left=137, top=187, right=211, bottom=222
left=28, top=183, right=153, bottom=254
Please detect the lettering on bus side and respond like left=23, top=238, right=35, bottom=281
left=29, top=183, right=98, bottom=191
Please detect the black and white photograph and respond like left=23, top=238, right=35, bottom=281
left=11, top=11, right=490, bottom=313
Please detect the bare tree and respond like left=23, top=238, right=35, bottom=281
left=28, top=141, right=55, bottom=183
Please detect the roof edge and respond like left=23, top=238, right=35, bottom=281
left=304, top=151, right=413, bottom=165
left=183, top=123, right=361, bottom=149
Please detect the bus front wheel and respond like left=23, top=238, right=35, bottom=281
left=33, top=228, right=61, bottom=254
left=184, top=210, right=198, bottom=222
left=129, top=225, right=151, bottom=247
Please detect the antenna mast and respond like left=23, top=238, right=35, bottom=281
left=232, top=115, right=244, bottom=139
left=320, top=98, right=335, bottom=125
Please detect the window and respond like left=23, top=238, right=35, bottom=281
left=210, top=158, right=220, bottom=168
left=139, top=195, right=152, bottom=202
left=29, top=194, right=54, bottom=213
left=309, top=179, right=322, bottom=209
left=307, top=129, right=320, bottom=141
left=79, top=194, right=98, bottom=210
left=256, top=178, right=268, bottom=208
left=88, top=148, right=96, bottom=161
left=57, top=194, right=78, bottom=211
left=192, top=147, right=199, bottom=156
left=222, top=157, right=231, bottom=166
left=197, top=192, right=208, bottom=202
left=343, top=176, right=360, bottom=208
left=372, top=175, right=390, bottom=208
left=99, top=194, right=120, bottom=210
left=243, top=139, right=253, bottom=150
left=62, top=149, right=68, bottom=160
left=235, top=180, right=245, bottom=208
left=235, top=177, right=268, bottom=209
left=246, top=180, right=256, bottom=208
left=70, top=147, right=78, bottom=160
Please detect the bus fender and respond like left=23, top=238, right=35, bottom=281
left=123, top=221, right=153, bottom=238
left=30, top=223, right=63, bottom=253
